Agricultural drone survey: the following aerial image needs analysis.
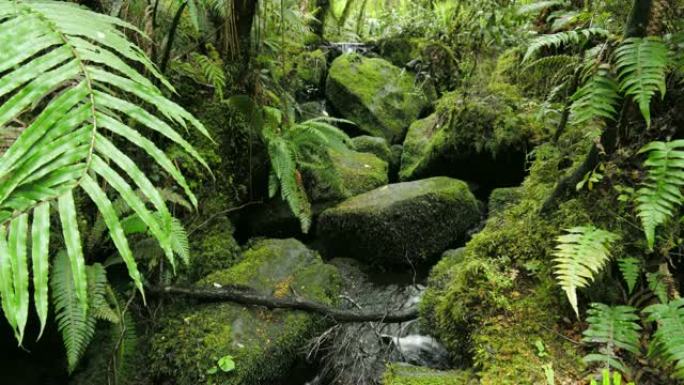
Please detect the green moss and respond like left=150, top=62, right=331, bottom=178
left=184, top=216, right=242, bottom=282
left=150, top=239, right=341, bottom=385
left=303, top=148, right=389, bottom=203
left=352, top=135, right=392, bottom=163
left=296, top=49, right=328, bottom=88
left=326, top=53, right=433, bottom=143
left=399, top=83, right=545, bottom=181
left=488, top=187, right=523, bottom=217
left=318, top=177, right=481, bottom=266
left=382, top=363, right=477, bottom=385
left=375, top=37, right=423, bottom=67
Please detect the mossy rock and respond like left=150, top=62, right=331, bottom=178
left=352, top=135, right=393, bottom=163
left=382, top=363, right=478, bottom=385
left=184, top=216, right=242, bottom=282
left=399, top=85, right=544, bottom=188
left=297, top=100, right=328, bottom=121
left=296, top=49, right=328, bottom=89
left=318, top=177, right=481, bottom=266
left=303, top=148, right=389, bottom=203
left=150, top=239, right=341, bottom=385
left=488, top=187, right=523, bottom=217
left=326, top=53, right=432, bottom=143
left=374, top=37, right=423, bottom=67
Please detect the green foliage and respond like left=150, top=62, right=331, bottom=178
left=570, top=65, right=621, bottom=124
left=635, top=140, right=684, bottom=250
left=523, top=28, right=610, bottom=63
left=0, top=0, right=206, bottom=345
left=582, top=303, right=641, bottom=373
left=646, top=272, right=669, bottom=304
left=517, top=1, right=566, bottom=16
left=617, top=257, right=641, bottom=295
left=552, top=226, right=620, bottom=317
left=615, top=37, right=669, bottom=127
left=173, top=45, right=227, bottom=100
left=643, top=299, right=684, bottom=379
left=589, top=369, right=635, bottom=385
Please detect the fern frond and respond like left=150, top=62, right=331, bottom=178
left=0, top=1, right=208, bottom=344
left=615, top=37, right=670, bottom=127
left=570, top=65, right=621, bottom=124
left=553, top=226, right=620, bottom=317
left=524, top=28, right=610, bottom=62
left=583, top=303, right=641, bottom=373
left=643, top=298, right=684, bottom=379
left=635, top=140, right=684, bottom=250
left=647, top=272, right=669, bottom=303
left=618, top=257, right=641, bottom=295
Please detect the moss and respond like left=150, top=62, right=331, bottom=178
left=318, top=177, right=481, bottom=266
left=375, top=37, right=423, bottom=67
left=295, top=49, right=328, bottom=89
left=399, top=83, right=546, bottom=182
left=382, top=363, right=478, bottom=385
left=326, top=53, right=433, bottom=143
left=183, top=216, right=242, bottom=282
left=150, top=239, right=341, bottom=385
left=487, top=187, right=523, bottom=217
left=352, top=135, right=392, bottom=163
left=303, top=148, right=389, bottom=203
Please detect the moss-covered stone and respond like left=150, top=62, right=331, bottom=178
left=488, top=187, right=523, bottom=217
left=150, top=239, right=341, bottom=385
left=318, top=177, right=481, bottom=266
left=399, top=84, right=544, bottom=187
left=303, top=148, right=389, bottom=203
left=382, top=363, right=477, bottom=385
left=326, top=53, right=433, bottom=143
left=375, top=37, right=423, bottom=67
left=352, top=135, right=393, bottom=163
left=184, top=216, right=242, bottom=282
left=296, top=49, right=328, bottom=89
left=297, top=100, right=327, bottom=121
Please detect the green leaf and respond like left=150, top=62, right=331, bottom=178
left=58, top=191, right=88, bottom=314
left=31, top=202, right=51, bottom=339
left=218, top=355, right=236, bottom=372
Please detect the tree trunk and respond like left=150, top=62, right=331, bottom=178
left=234, top=0, right=258, bottom=64
left=311, top=0, right=330, bottom=37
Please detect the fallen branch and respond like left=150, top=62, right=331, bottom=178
left=156, top=285, right=419, bottom=323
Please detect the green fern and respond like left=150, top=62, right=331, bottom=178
left=643, top=298, right=684, bottom=379
left=523, top=28, right=610, bottom=63
left=0, top=1, right=208, bottom=345
left=646, top=272, right=669, bottom=303
left=614, top=37, right=670, bottom=127
left=635, top=140, right=684, bottom=250
left=618, top=257, right=641, bottom=295
left=570, top=65, right=621, bottom=124
left=553, top=226, right=620, bottom=317
left=583, top=303, right=641, bottom=373
left=590, top=369, right=636, bottom=385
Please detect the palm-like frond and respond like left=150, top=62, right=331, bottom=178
left=570, top=65, right=621, bottom=124
left=635, top=140, right=684, bottom=250
left=583, top=303, right=641, bottom=373
left=643, top=298, right=684, bottom=379
left=523, top=27, right=610, bottom=63
left=615, top=37, right=670, bottom=127
left=552, top=226, right=620, bottom=317
left=0, top=1, right=208, bottom=345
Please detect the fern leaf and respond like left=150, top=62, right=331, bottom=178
left=0, top=1, right=208, bottom=344
left=618, top=257, right=641, bottom=295
left=635, top=140, right=684, bottom=250
left=647, top=272, right=669, bottom=303
left=524, top=28, right=610, bottom=63
left=615, top=37, right=669, bottom=127
left=553, top=226, right=620, bottom=317
left=583, top=303, right=641, bottom=372
left=570, top=65, right=621, bottom=124
left=643, top=298, right=684, bottom=379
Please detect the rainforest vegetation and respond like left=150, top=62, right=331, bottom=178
left=2, top=0, right=684, bottom=384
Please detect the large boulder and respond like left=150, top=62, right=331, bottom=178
left=399, top=85, right=543, bottom=189
left=150, top=239, right=341, bottom=385
left=352, top=135, right=392, bottom=163
left=318, top=177, right=481, bottom=266
left=326, top=53, right=433, bottom=143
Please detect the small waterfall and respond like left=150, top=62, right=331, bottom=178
left=387, top=335, right=451, bottom=369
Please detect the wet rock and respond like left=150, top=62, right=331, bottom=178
left=318, top=177, right=481, bottom=266
left=326, top=53, right=433, bottom=143
left=150, top=239, right=341, bottom=385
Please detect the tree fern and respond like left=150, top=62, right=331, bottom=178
left=614, top=37, right=670, bottom=127
left=570, top=65, right=621, bottom=124
left=0, top=0, right=208, bottom=345
left=635, top=140, right=684, bottom=250
left=552, top=226, right=620, bottom=317
left=583, top=303, right=641, bottom=373
left=643, top=298, right=684, bottom=379
left=618, top=257, right=641, bottom=295
left=523, top=28, right=610, bottom=63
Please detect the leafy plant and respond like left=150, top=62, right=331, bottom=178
left=552, top=226, right=620, bottom=317
left=582, top=303, right=641, bottom=372
left=614, top=37, right=669, bottom=127
left=523, top=28, right=610, bottom=63
left=643, top=299, right=684, bottom=379
left=589, top=369, right=635, bottom=385
left=617, top=257, right=641, bottom=295
left=635, top=140, right=684, bottom=250
left=0, top=0, right=207, bottom=345
left=570, top=65, right=621, bottom=124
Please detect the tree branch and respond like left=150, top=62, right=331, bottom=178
left=156, top=285, right=419, bottom=323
